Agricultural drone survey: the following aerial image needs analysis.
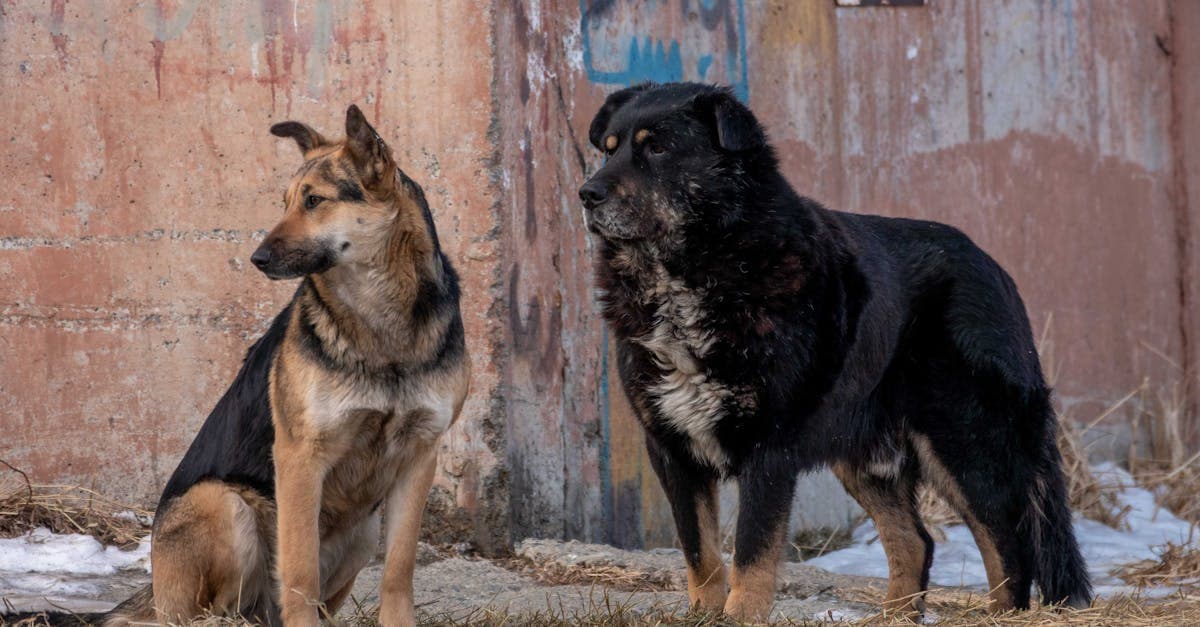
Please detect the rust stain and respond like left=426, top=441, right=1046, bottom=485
left=151, top=38, right=165, bottom=98
left=49, top=0, right=68, bottom=70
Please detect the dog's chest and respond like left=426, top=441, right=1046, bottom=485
left=630, top=270, right=734, bottom=471
left=313, top=387, right=453, bottom=529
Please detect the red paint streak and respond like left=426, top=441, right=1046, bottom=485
left=965, top=0, right=984, bottom=143
left=50, top=0, right=69, bottom=70
left=260, top=0, right=293, bottom=115
left=151, top=39, right=165, bottom=99
left=331, top=8, right=389, bottom=124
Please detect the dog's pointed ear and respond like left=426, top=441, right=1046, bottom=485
left=344, top=104, right=395, bottom=191
left=691, top=88, right=765, bottom=152
left=588, top=83, right=654, bottom=150
left=269, top=121, right=327, bottom=156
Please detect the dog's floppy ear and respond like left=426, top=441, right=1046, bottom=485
left=588, top=83, right=654, bottom=150
left=344, top=104, right=396, bottom=191
left=269, top=121, right=326, bottom=156
left=691, top=88, right=766, bottom=152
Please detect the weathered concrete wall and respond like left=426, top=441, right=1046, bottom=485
left=0, top=1, right=509, bottom=551
left=2, top=0, right=1196, bottom=552
left=506, top=0, right=1196, bottom=546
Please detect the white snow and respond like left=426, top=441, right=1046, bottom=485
left=0, top=527, right=150, bottom=576
left=807, top=463, right=1196, bottom=597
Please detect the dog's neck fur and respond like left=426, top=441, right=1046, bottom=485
left=304, top=182, right=449, bottom=370
left=598, top=170, right=852, bottom=351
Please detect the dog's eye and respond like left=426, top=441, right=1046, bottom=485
left=647, top=141, right=666, bottom=156
left=305, top=195, right=324, bottom=210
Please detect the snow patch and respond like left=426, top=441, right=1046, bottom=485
left=0, top=528, right=151, bottom=576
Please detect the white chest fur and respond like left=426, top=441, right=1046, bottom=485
left=306, top=376, right=455, bottom=444
left=632, top=268, right=732, bottom=471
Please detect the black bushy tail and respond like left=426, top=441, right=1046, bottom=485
left=96, top=584, right=155, bottom=627
left=1029, top=422, right=1093, bottom=608
left=0, top=611, right=102, bottom=626
left=1, top=581, right=152, bottom=627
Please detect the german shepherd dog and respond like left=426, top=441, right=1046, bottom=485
left=580, top=82, right=1091, bottom=621
left=99, top=106, right=470, bottom=626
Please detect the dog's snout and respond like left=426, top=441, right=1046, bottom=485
left=579, top=180, right=609, bottom=209
left=250, top=247, right=272, bottom=270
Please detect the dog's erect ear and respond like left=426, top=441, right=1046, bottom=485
left=269, top=121, right=327, bottom=156
left=691, top=88, right=766, bottom=152
left=344, top=104, right=396, bottom=191
left=588, top=83, right=654, bottom=150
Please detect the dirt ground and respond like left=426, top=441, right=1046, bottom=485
left=3, top=539, right=884, bottom=624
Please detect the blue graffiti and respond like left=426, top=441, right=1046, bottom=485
left=579, top=0, right=750, bottom=101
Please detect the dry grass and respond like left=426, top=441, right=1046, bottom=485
left=9, top=594, right=1200, bottom=627
left=498, top=556, right=678, bottom=593
left=1126, top=380, right=1200, bottom=526
left=848, top=587, right=1200, bottom=626
left=0, top=459, right=150, bottom=549
left=1056, top=414, right=1131, bottom=530
left=1114, top=540, right=1200, bottom=592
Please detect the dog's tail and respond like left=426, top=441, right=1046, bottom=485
left=1027, top=406, right=1092, bottom=608
left=96, top=584, right=155, bottom=627
left=0, top=611, right=100, bottom=626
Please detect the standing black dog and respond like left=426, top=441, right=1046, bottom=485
left=580, top=82, right=1091, bottom=621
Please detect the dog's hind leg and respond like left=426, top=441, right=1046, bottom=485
left=911, top=433, right=1035, bottom=611
left=832, top=459, right=933, bottom=616
left=148, top=481, right=273, bottom=624
left=645, top=436, right=728, bottom=614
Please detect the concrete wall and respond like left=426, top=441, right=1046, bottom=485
left=2, top=0, right=1197, bottom=552
left=0, top=0, right=509, bottom=551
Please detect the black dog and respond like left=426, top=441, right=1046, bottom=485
left=580, top=82, right=1090, bottom=621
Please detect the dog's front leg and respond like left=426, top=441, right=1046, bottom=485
left=726, top=452, right=798, bottom=623
left=379, top=442, right=439, bottom=627
left=274, top=431, right=326, bottom=627
left=645, top=436, right=727, bottom=613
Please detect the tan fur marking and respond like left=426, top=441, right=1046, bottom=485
left=833, top=463, right=927, bottom=616
left=605, top=134, right=618, bottom=151
left=687, top=486, right=728, bottom=611
left=634, top=128, right=650, bottom=144
left=725, top=526, right=784, bottom=623
left=970, top=524, right=1015, bottom=611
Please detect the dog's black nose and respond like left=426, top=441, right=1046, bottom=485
left=250, top=247, right=271, bottom=269
left=579, top=181, right=608, bottom=209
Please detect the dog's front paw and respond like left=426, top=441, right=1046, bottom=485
left=724, top=588, right=775, bottom=624
left=687, top=564, right=728, bottom=613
